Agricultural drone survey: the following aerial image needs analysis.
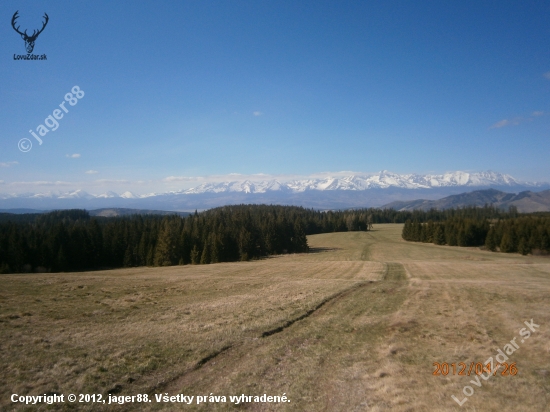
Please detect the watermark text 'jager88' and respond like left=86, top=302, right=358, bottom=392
left=18, top=86, right=85, bottom=153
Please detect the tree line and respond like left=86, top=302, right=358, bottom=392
left=0, top=204, right=379, bottom=274
left=4, top=203, right=541, bottom=274
left=0, top=206, right=307, bottom=273
left=402, top=211, right=550, bottom=255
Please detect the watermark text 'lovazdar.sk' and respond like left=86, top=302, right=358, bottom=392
left=451, top=319, right=540, bottom=407
left=18, top=86, right=85, bottom=153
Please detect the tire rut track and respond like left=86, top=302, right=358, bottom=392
left=153, top=280, right=377, bottom=394
left=261, top=280, right=375, bottom=337
left=151, top=262, right=408, bottom=397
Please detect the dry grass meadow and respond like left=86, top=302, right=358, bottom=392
left=1, top=224, right=549, bottom=411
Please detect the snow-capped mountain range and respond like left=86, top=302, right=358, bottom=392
left=0, top=171, right=544, bottom=201
left=181, top=170, right=528, bottom=195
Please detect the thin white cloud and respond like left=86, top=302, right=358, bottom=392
left=490, top=119, right=510, bottom=129
left=161, top=171, right=368, bottom=187
left=544, top=71, right=550, bottom=80
left=490, top=111, right=546, bottom=129
left=253, top=111, right=263, bottom=116
left=0, top=161, right=19, bottom=168
left=163, top=173, right=293, bottom=185
left=66, top=154, right=81, bottom=158
left=94, top=179, right=130, bottom=184
left=85, top=170, right=99, bottom=174
left=11, top=181, right=72, bottom=186
left=163, top=176, right=205, bottom=183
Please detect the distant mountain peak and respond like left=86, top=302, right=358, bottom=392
left=0, top=171, right=546, bottom=211
left=120, top=191, right=138, bottom=199
left=97, top=191, right=120, bottom=199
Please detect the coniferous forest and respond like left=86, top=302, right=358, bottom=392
left=0, top=204, right=379, bottom=274
left=402, top=208, right=550, bottom=255
left=3, top=204, right=549, bottom=274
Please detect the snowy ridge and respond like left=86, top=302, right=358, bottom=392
left=0, top=171, right=543, bottom=200
left=181, top=170, right=531, bottom=194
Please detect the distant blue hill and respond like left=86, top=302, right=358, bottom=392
left=382, top=189, right=550, bottom=213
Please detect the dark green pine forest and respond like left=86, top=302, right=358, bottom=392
left=401, top=207, right=550, bottom=255
left=0, top=204, right=380, bottom=274
left=3, top=204, right=548, bottom=274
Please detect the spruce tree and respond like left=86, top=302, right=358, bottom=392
left=402, top=220, right=412, bottom=240
left=200, top=240, right=211, bottom=264
left=123, top=246, right=133, bottom=267
left=154, top=220, right=177, bottom=266
left=190, top=245, right=200, bottom=264
left=500, top=231, right=513, bottom=253
left=485, top=227, right=497, bottom=251
left=56, top=246, right=67, bottom=271
left=210, top=234, right=220, bottom=264
left=518, top=237, right=530, bottom=255
left=433, top=225, right=445, bottom=245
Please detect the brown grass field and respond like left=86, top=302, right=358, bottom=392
left=1, top=224, right=549, bottom=411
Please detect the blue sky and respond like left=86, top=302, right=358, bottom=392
left=1, top=0, right=549, bottom=195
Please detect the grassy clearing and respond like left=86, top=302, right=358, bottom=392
left=1, top=224, right=549, bottom=411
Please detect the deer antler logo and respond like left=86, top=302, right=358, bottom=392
left=11, top=11, right=49, bottom=54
